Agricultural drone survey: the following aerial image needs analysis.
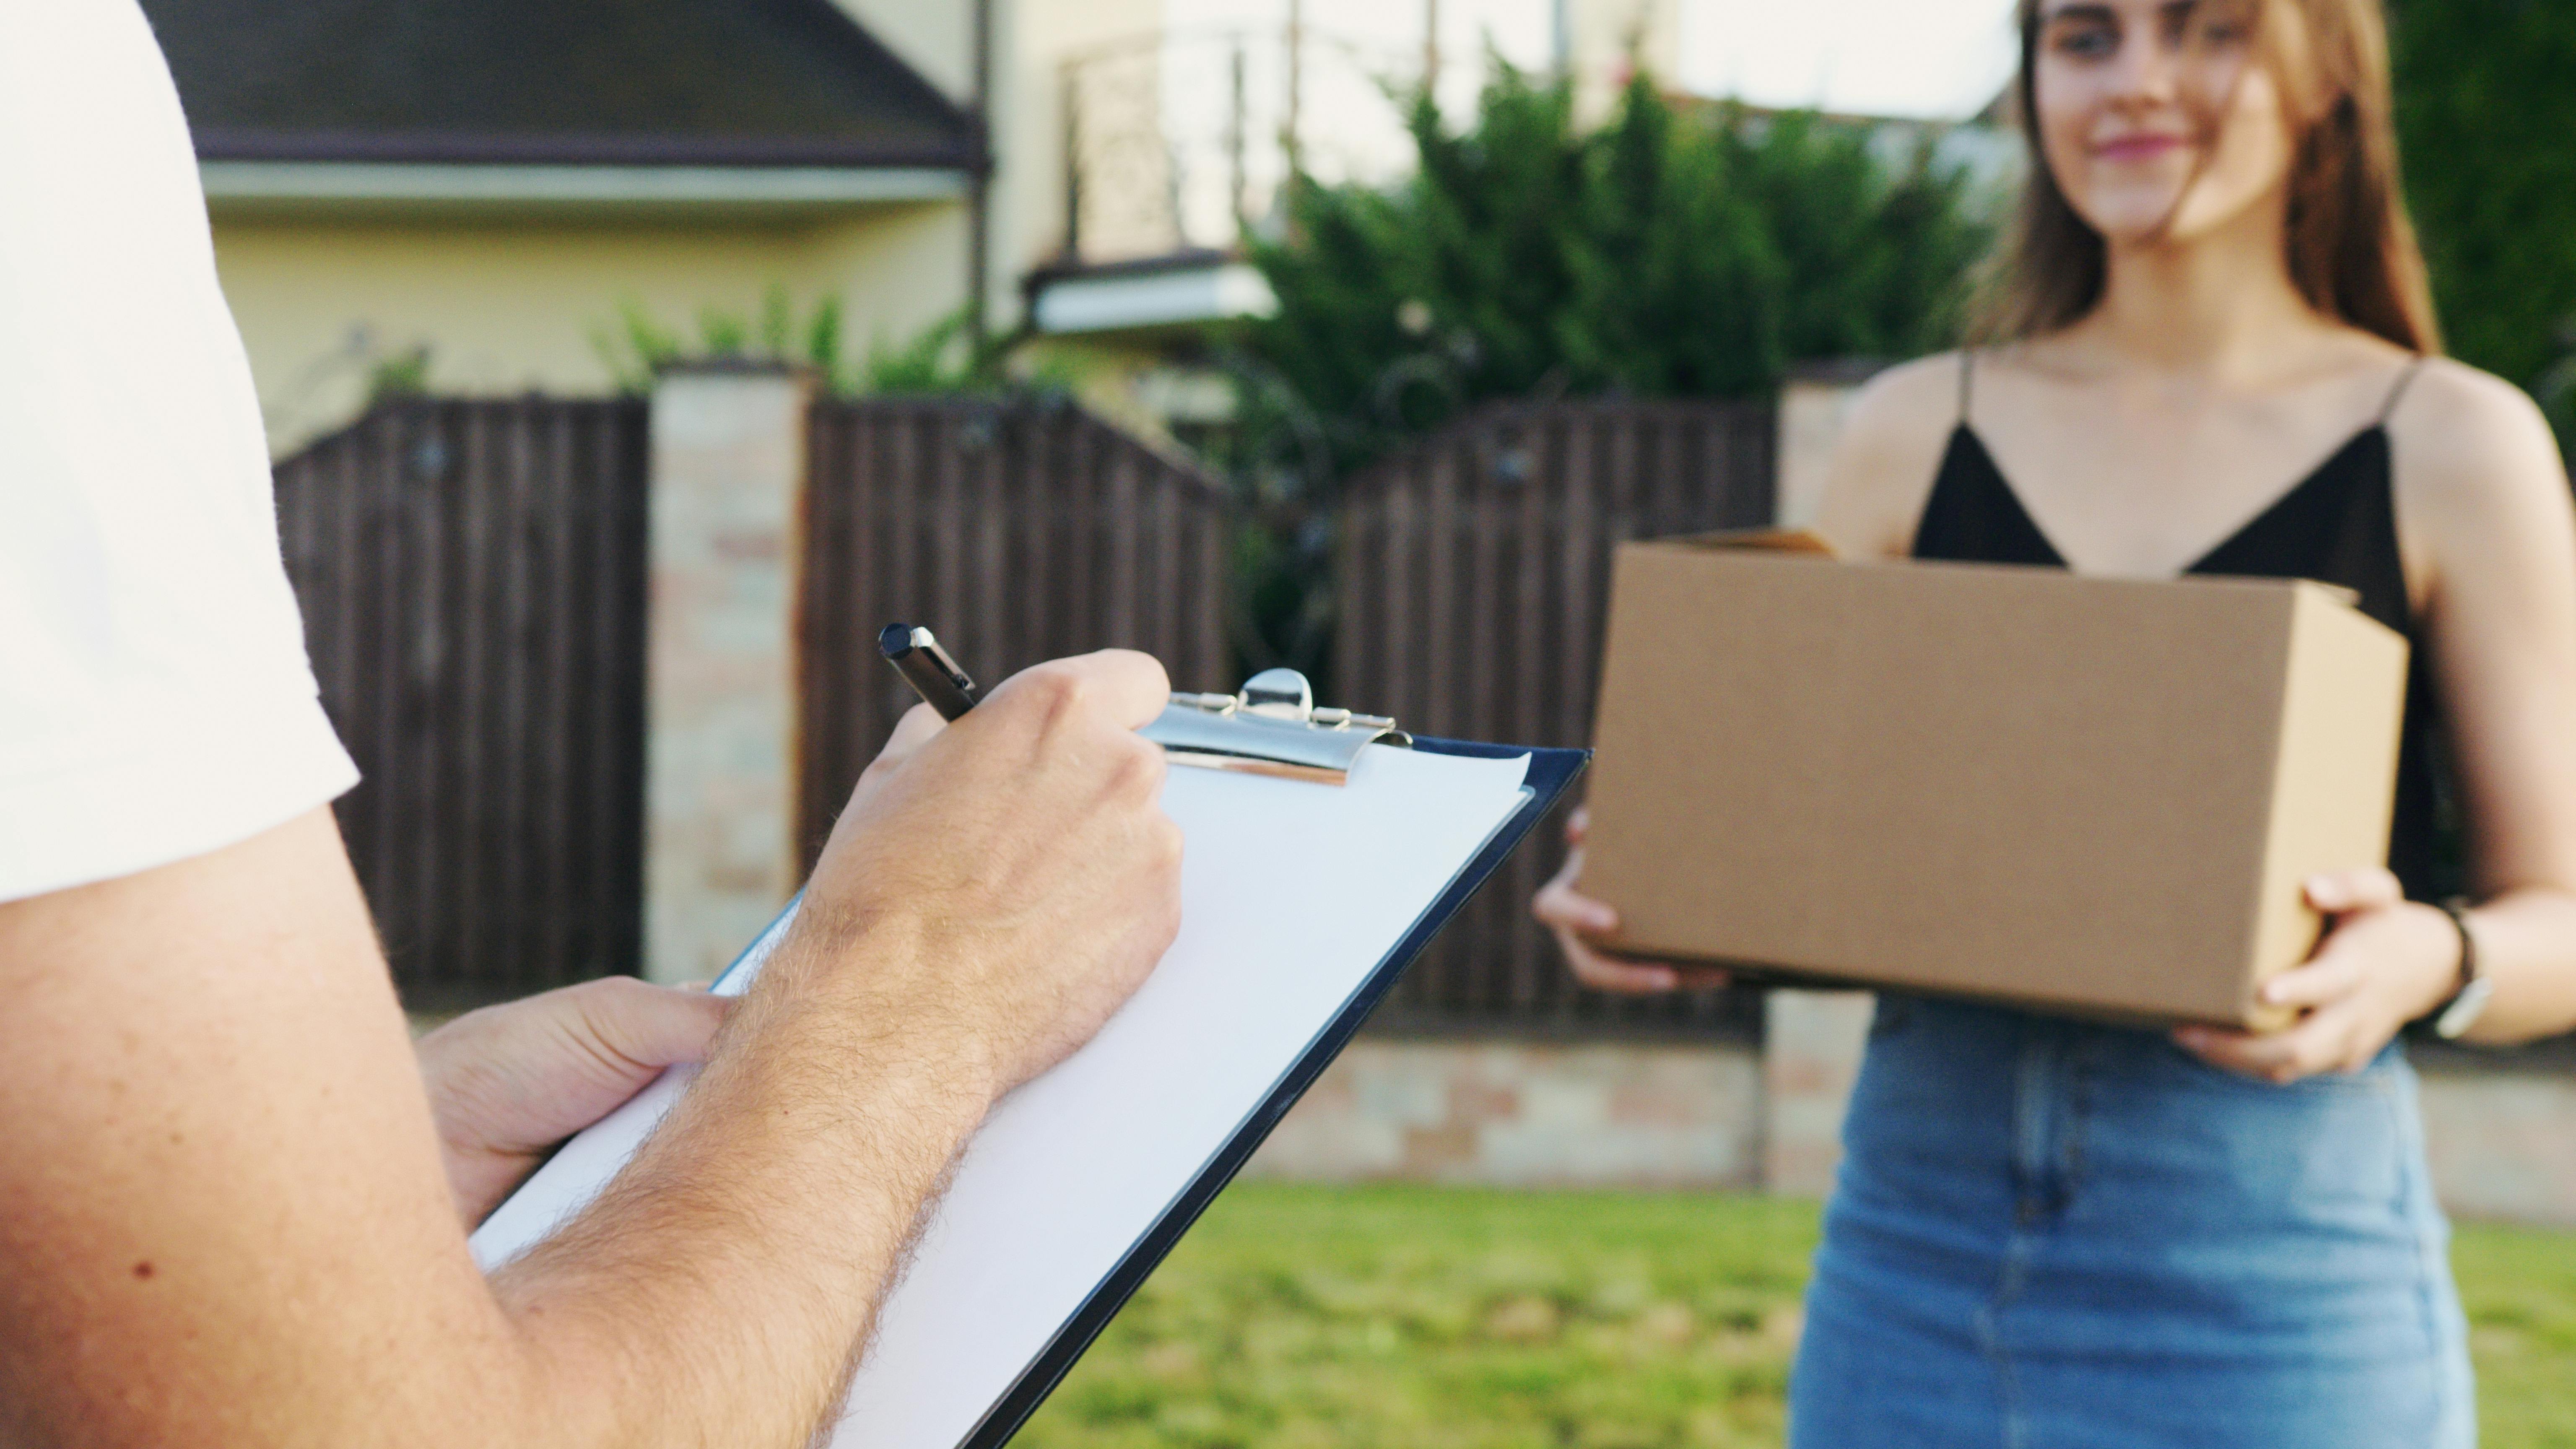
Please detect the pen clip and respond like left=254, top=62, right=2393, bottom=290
left=903, top=627, right=976, bottom=699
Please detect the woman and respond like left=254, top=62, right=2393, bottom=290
left=1535, top=0, right=2576, bottom=1444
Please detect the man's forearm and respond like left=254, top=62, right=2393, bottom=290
left=491, top=917, right=994, bottom=1445
left=2, top=658, right=1177, bottom=1449
left=0, top=823, right=984, bottom=1449
left=467, top=662, right=1181, bottom=1443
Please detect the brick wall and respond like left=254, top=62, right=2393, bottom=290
left=1246, top=1039, right=1762, bottom=1190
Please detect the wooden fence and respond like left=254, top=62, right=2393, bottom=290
left=265, top=388, right=2576, bottom=1066
left=273, top=397, right=652, bottom=1010
left=274, top=392, right=1778, bottom=1029
left=797, top=397, right=1233, bottom=867
left=1337, top=399, right=1780, bottom=1040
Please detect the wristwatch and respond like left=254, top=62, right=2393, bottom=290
left=2431, top=897, right=2493, bottom=1041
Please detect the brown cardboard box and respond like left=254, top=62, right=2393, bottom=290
left=1577, top=532, right=2410, bottom=1029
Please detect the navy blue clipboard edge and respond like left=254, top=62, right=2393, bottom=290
left=953, top=737, right=1588, bottom=1449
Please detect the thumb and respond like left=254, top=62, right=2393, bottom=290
left=2305, top=867, right=2404, bottom=916
left=566, top=977, right=735, bottom=1082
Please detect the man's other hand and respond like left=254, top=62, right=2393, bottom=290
left=427, top=647, right=1186, bottom=1238
left=0, top=649, right=1189, bottom=1449
left=418, top=979, right=734, bottom=1227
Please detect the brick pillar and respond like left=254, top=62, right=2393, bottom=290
left=1760, top=356, right=1888, bottom=1196
left=1772, top=358, right=1885, bottom=530
left=1763, top=989, right=1875, bottom=1197
left=643, top=364, right=813, bottom=984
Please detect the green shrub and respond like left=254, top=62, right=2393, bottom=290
left=1241, top=68, right=1993, bottom=476
left=1216, top=67, right=1991, bottom=679
left=2392, top=0, right=2576, bottom=455
left=588, top=287, right=1010, bottom=398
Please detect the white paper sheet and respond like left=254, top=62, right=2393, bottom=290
left=470, top=743, right=1533, bottom=1448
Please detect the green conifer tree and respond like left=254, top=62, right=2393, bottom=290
left=2392, top=0, right=2576, bottom=407
left=1242, top=68, right=1992, bottom=475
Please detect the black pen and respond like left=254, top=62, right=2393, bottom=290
left=878, top=623, right=982, bottom=720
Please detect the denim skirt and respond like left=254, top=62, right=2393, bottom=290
left=1789, top=996, right=2473, bottom=1449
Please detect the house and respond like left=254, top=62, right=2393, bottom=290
left=147, top=0, right=1155, bottom=449
left=145, top=0, right=1679, bottom=451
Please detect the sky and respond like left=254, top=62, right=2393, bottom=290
left=1139, top=0, right=2026, bottom=244
left=1678, top=0, right=2021, bottom=119
left=1179, top=0, right=2030, bottom=118
left=1170, top=0, right=2023, bottom=121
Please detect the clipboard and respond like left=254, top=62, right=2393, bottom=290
left=471, top=676, right=1585, bottom=1448
left=957, top=732, right=1581, bottom=1449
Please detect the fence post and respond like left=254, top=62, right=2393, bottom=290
left=643, top=363, right=814, bottom=984
left=1772, top=358, right=1884, bottom=530
left=1762, top=990, right=1875, bottom=1197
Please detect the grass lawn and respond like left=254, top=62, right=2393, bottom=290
left=1017, top=1183, right=2576, bottom=1449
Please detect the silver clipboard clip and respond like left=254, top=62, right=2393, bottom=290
left=1143, top=668, right=1412, bottom=785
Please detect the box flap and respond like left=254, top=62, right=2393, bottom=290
left=2238, top=583, right=2411, bottom=1024
left=2288, top=577, right=2363, bottom=611
left=1651, top=526, right=1838, bottom=556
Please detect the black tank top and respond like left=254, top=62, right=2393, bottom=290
left=1911, top=355, right=2454, bottom=902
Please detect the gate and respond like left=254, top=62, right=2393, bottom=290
left=273, top=397, right=651, bottom=1008
left=799, top=397, right=1233, bottom=865
left=1335, top=398, right=1778, bottom=1038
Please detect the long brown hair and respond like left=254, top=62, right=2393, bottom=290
left=1971, top=0, right=2443, bottom=353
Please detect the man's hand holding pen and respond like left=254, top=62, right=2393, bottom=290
left=774, top=649, right=1187, bottom=1104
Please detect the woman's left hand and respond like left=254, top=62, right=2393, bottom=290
left=2175, top=868, right=2463, bottom=1084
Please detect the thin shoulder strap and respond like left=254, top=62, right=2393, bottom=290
left=1958, top=350, right=1976, bottom=427
left=2379, top=355, right=2430, bottom=425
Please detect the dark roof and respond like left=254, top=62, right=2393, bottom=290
left=138, top=0, right=983, bottom=169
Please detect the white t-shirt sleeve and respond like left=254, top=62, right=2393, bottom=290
left=0, top=0, right=359, bottom=904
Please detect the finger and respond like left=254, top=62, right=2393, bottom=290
left=995, top=649, right=1174, bottom=731
left=2257, top=952, right=2364, bottom=1010
left=2305, top=867, right=2403, bottom=915
left=2174, top=1025, right=2291, bottom=1080
left=1574, top=955, right=1727, bottom=994
left=2290, top=1004, right=2373, bottom=1078
left=571, top=977, right=735, bottom=1075
left=1565, top=806, right=1589, bottom=846
left=1566, top=942, right=1682, bottom=994
left=1532, top=877, right=1618, bottom=935
left=2177, top=1007, right=2354, bottom=1084
left=1552, top=925, right=1709, bottom=996
left=878, top=702, right=946, bottom=764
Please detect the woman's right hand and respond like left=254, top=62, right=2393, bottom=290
left=1532, top=808, right=1733, bottom=995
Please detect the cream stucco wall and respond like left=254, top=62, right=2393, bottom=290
left=213, top=201, right=967, bottom=452
left=834, top=0, right=1164, bottom=328
left=208, top=0, right=1686, bottom=455
left=219, top=0, right=1164, bottom=454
